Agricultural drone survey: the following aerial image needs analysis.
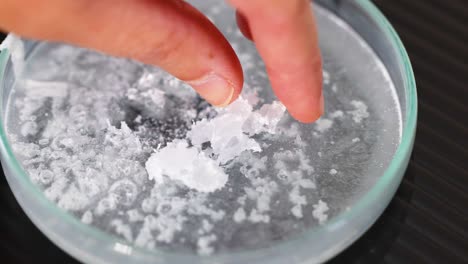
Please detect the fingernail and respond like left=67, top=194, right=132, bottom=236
left=187, top=73, right=234, bottom=107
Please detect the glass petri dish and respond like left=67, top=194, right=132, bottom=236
left=0, top=0, right=416, bottom=263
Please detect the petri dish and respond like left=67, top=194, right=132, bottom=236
left=0, top=0, right=416, bottom=263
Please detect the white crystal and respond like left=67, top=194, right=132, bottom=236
left=145, top=140, right=228, bottom=193
left=312, top=200, right=329, bottom=224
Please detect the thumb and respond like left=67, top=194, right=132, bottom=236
left=0, top=0, right=243, bottom=106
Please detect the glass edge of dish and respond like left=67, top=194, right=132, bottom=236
left=0, top=0, right=418, bottom=260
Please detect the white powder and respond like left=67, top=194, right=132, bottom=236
left=323, top=70, right=330, bottom=85
left=330, top=110, right=344, bottom=118
left=111, top=219, right=134, bottom=242
left=20, top=121, right=38, bottom=137
left=248, top=209, right=270, bottom=223
left=145, top=140, right=228, bottom=193
left=331, top=83, right=338, bottom=93
left=81, top=210, right=93, bottom=224
left=197, top=234, right=217, bottom=255
left=312, top=200, right=329, bottom=224
left=352, top=137, right=361, bottom=143
left=314, top=118, right=333, bottom=133
left=329, top=169, right=338, bottom=175
left=189, top=97, right=284, bottom=164
left=348, top=100, right=369, bottom=123
left=233, top=207, right=246, bottom=223
left=0, top=34, right=25, bottom=76
left=127, top=209, right=144, bottom=222
left=146, top=96, right=285, bottom=193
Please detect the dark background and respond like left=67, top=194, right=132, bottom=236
left=0, top=0, right=467, bottom=263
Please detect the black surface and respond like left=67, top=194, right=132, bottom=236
left=0, top=0, right=467, bottom=263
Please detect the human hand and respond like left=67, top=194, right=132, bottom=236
left=0, top=0, right=323, bottom=122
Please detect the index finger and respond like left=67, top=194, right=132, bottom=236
left=230, top=0, right=323, bottom=123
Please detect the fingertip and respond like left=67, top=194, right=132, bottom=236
left=286, top=92, right=324, bottom=123
left=187, top=72, right=243, bottom=107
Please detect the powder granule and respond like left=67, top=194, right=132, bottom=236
left=145, top=140, right=228, bottom=193
left=146, top=96, right=286, bottom=193
left=312, top=200, right=329, bottom=224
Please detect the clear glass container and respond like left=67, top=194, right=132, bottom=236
left=0, top=0, right=416, bottom=263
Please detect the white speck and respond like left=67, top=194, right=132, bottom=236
left=348, top=100, right=369, bottom=123
left=233, top=207, right=246, bottom=223
left=197, top=234, right=217, bottom=256
left=134, top=115, right=142, bottom=123
left=314, top=118, right=333, bottom=133
left=352, top=137, right=361, bottom=143
left=127, top=209, right=144, bottom=222
left=111, top=219, right=133, bottom=242
left=330, top=110, right=344, bottom=119
left=329, top=169, right=338, bottom=175
left=248, top=209, right=270, bottom=223
left=38, top=138, right=49, bottom=146
left=312, top=200, right=329, bottom=224
left=331, top=83, right=337, bottom=93
left=81, top=210, right=93, bottom=224
left=20, top=121, right=38, bottom=137
left=114, top=243, right=132, bottom=255
left=323, top=70, right=330, bottom=85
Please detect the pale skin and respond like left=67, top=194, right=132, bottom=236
left=0, top=0, right=323, bottom=123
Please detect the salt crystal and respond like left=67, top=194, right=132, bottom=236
left=81, top=210, right=93, bottom=224
left=190, top=97, right=284, bottom=164
left=233, top=207, right=246, bottom=223
left=145, top=140, right=228, bottom=193
left=109, top=179, right=138, bottom=206
left=331, top=83, right=337, bottom=93
left=348, top=100, right=369, bottom=123
left=352, top=137, right=361, bottom=143
left=248, top=209, right=270, bottom=223
left=44, top=176, right=69, bottom=202
left=329, top=169, right=338, bottom=175
left=197, top=234, right=217, bottom=256
left=38, top=138, right=49, bottom=146
left=312, top=200, right=329, bottom=224
left=189, top=98, right=261, bottom=163
left=291, top=204, right=303, bottom=218
left=330, top=110, right=344, bottom=118
left=111, top=219, right=134, bottom=242
left=20, top=121, right=38, bottom=137
left=244, top=90, right=260, bottom=106
left=95, top=195, right=118, bottom=216
left=57, top=184, right=90, bottom=211
left=127, top=209, right=144, bottom=222
left=37, top=170, right=54, bottom=185
left=0, top=34, right=25, bottom=76
left=315, top=118, right=333, bottom=133
left=323, top=70, right=330, bottom=85
left=289, top=185, right=307, bottom=219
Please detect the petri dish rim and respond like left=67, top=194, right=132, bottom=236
left=0, top=0, right=417, bottom=262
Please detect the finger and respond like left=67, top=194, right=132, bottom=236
left=0, top=0, right=243, bottom=106
left=230, top=0, right=323, bottom=122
